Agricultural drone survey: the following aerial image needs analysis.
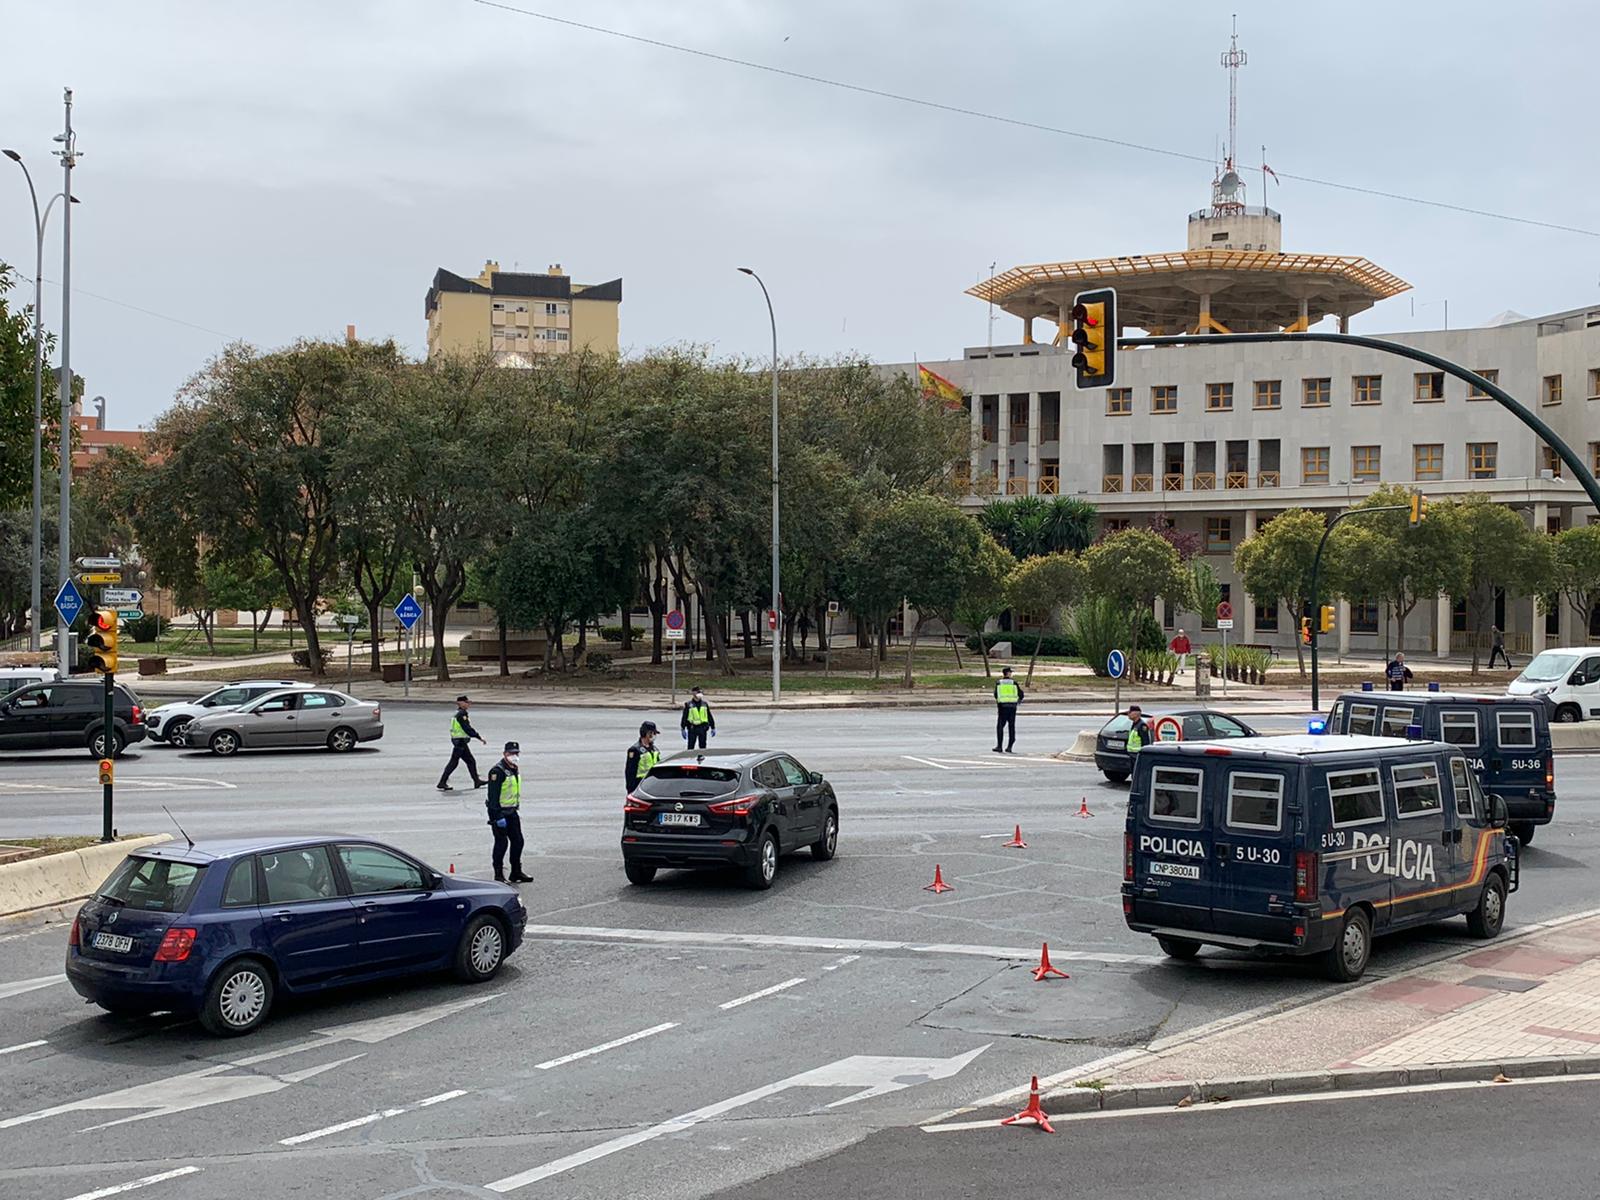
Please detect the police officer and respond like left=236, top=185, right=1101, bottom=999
left=486, top=741, right=531, bottom=884
left=1386, top=652, right=1414, bottom=692
left=1124, top=704, right=1152, bottom=756
left=680, top=687, right=716, bottom=750
left=993, top=666, right=1023, bottom=753
left=437, top=694, right=487, bottom=792
left=625, top=721, right=661, bottom=796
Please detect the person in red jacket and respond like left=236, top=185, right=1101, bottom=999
left=1169, top=629, right=1192, bottom=675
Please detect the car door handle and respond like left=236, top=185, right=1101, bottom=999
left=272, top=909, right=294, bottom=921
left=1214, top=843, right=1231, bottom=861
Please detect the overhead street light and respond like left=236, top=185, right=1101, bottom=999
left=738, top=267, right=781, bottom=704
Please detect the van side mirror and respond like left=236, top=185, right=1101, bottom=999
left=1487, top=793, right=1509, bottom=830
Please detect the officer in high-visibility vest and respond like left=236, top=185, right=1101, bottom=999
left=486, top=741, right=531, bottom=883
left=680, top=687, right=716, bottom=750
left=993, top=666, right=1024, bottom=753
left=625, top=721, right=661, bottom=797
left=437, top=694, right=487, bottom=792
left=1124, top=705, right=1152, bottom=756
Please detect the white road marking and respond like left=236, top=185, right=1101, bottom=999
left=902, top=756, right=951, bottom=770
left=534, top=1023, right=679, bottom=1070
left=0, top=974, right=63, bottom=1001
left=278, top=1089, right=466, bottom=1145
left=0, top=1038, right=47, bottom=1056
left=0, top=777, right=235, bottom=794
left=59, top=1166, right=201, bottom=1200
left=823, top=954, right=860, bottom=971
left=718, top=977, right=806, bottom=1010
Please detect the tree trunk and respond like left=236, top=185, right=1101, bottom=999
left=1291, top=595, right=1306, bottom=678
left=698, top=584, right=737, bottom=676
left=877, top=623, right=888, bottom=663
left=428, top=602, right=450, bottom=680
left=739, top=610, right=753, bottom=658
left=249, top=610, right=261, bottom=652
left=498, top=614, right=509, bottom=677
left=815, top=601, right=830, bottom=656
left=198, top=608, right=216, bottom=654
left=621, top=606, right=633, bottom=653
left=650, top=563, right=666, bottom=666
left=366, top=601, right=384, bottom=670
left=948, top=623, right=963, bottom=670
left=977, top=631, right=993, bottom=678
left=1025, top=618, right=1045, bottom=685
left=901, top=616, right=926, bottom=688
left=870, top=621, right=882, bottom=679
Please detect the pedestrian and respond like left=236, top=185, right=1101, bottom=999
left=626, top=720, right=662, bottom=796
left=680, top=686, right=716, bottom=750
left=1124, top=704, right=1152, bottom=757
left=485, top=741, right=531, bottom=884
left=1169, top=629, right=1192, bottom=676
left=1489, top=624, right=1513, bottom=670
left=1386, top=651, right=1414, bottom=692
left=437, top=694, right=487, bottom=792
left=993, top=665, right=1023, bottom=753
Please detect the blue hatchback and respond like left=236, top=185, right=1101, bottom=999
left=66, top=837, right=526, bottom=1036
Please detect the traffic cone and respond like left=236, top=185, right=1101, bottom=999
left=1004, top=824, right=1028, bottom=849
left=923, top=864, right=954, bottom=893
left=1001, top=1076, right=1055, bottom=1134
left=448, top=863, right=455, bottom=874
left=1031, top=942, right=1069, bottom=982
left=1073, top=796, right=1093, bottom=818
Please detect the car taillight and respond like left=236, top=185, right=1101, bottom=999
left=623, top=794, right=652, bottom=814
left=1547, top=759, right=1554, bottom=789
left=1294, top=851, right=1317, bottom=903
left=372, top=706, right=381, bottom=720
left=131, top=705, right=142, bottom=723
left=153, top=927, right=197, bottom=962
left=1124, top=833, right=1134, bottom=882
left=708, top=794, right=761, bottom=816
left=69, top=915, right=81, bottom=947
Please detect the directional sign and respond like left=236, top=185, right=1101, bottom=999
left=53, top=578, right=84, bottom=626
left=102, top=588, right=143, bottom=606
left=1216, top=601, right=1232, bottom=621
left=393, top=594, right=423, bottom=631
left=664, top=608, right=685, bottom=631
left=1106, top=648, right=1126, bottom=679
left=78, top=572, right=122, bottom=585
left=76, top=556, right=121, bottom=570
left=116, top=609, right=144, bottom=622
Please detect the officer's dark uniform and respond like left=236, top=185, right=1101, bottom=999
left=438, top=701, right=484, bottom=790
left=486, top=742, right=530, bottom=883
left=1386, top=659, right=1413, bottom=692
left=993, top=673, right=1023, bottom=752
left=680, top=693, right=715, bottom=750
left=625, top=726, right=662, bottom=796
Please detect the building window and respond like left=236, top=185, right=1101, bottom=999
left=1205, top=517, right=1233, bottom=552
left=1468, top=442, right=1498, bottom=479
left=1206, top=382, right=1234, bottom=412
left=1302, top=446, right=1330, bottom=484
left=1351, top=445, right=1381, bottom=482
left=1413, top=372, right=1445, bottom=401
left=545, top=302, right=560, bottom=316
left=1541, top=446, right=1562, bottom=478
left=1151, top=385, right=1178, bottom=414
left=1589, top=368, right=1600, bottom=401
left=1413, top=443, right=1443, bottom=481
left=1467, top=368, right=1498, bottom=400
left=1351, top=600, right=1379, bottom=634
left=1106, top=387, right=1132, bottom=415
left=1104, top=517, right=1131, bottom=533
left=1302, top=377, right=1331, bottom=407
left=1255, top=601, right=1279, bottom=632
left=1544, top=374, right=1563, bottom=405
left=1353, top=375, right=1383, bottom=405
left=1591, top=442, right=1600, bottom=476
left=1253, top=379, right=1282, bottom=409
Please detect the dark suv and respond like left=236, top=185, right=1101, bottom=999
left=0, top=679, right=147, bottom=757
left=621, top=749, right=839, bottom=890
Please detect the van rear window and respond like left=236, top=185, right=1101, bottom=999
left=1149, top=767, right=1203, bottom=824
left=1392, top=762, right=1443, bottom=816
left=1440, top=711, right=1479, bottom=747
left=1449, top=757, right=1476, bottom=818
left=1496, top=711, right=1536, bottom=749
left=638, top=767, right=741, bottom=799
left=1347, top=704, right=1377, bottom=736
left=1381, top=706, right=1417, bottom=738
left=1327, top=768, right=1384, bottom=827
left=1226, top=772, right=1283, bottom=831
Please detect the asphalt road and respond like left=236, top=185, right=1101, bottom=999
left=1, top=701, right=1598, bottom=1200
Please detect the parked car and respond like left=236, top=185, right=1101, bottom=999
left=1094, top=708, right=1260, bottom=783
left=0, top=678, right=147, bottom=757
left=144, top=680, right=306, bottom=745
left=66, top=836, right=525, bottom=1035
left=621, top=749, right=839, bottom=889
left=0, top=665, right=60, bottom=696
left=181, top=687, right=382, bottom=755
left=1507, top=647, right=1600, bottom=723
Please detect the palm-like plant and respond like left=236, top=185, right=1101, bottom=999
left=1042, top=496, right=1097, bottom=554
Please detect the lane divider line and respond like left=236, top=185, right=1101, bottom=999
left=0, top=974, right=64, bottom=1002
left=534, top=1023, right=679, bottom=1071
left=278, top=1089, right=466, bottom=1146
left=0, top=1038, right=47, bottom=1056
left=718, top=977, right=807, bottom=1010
left=60, top=1166, right=202, bottom=1200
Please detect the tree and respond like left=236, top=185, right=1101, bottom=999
left=1084, top=528, right=1191, bottom=666
left=0, top=263, right=62, bottom=512
left=1234, top=508, right=1327, bottom=677
left=1188, top=560, right=1221, bottom=633
left=1554, top=524, right=1600, bottom=640
left=205, top=552, right=281, bottom=651
left=1041, top=496, right=1098, bottom=554
left=1441, top=499, right=1554, bottom=672
left=0, top=508, right=56, bottom=638
left=954, top=535, right=1017, bottom=678
left=496, top=506, right=634, bottom=672
left=1006, top=551, right=1087, bottom=683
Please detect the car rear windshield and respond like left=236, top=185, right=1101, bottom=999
left=97, top=856, right=204, bottom=913
left=1101, top=716, right=1133, bottom=734
left=637, top=766, right=742, bottom=799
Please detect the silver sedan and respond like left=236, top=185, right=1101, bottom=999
left=182, top=687, right=383, bottom=756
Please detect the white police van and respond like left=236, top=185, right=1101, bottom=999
left=1122, top=735, right=1518, bottom=981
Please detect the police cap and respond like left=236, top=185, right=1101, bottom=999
left=640, top=720, right=659, bottom=736
left=504, top=740, right=520, bottom=753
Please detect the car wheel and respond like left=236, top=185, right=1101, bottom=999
left=199, top=959, right=274, bottom=1036
left=744, top=830, right=778, bottom=890
left=209, top=730, right=240, bottom=757
left=87, top=729, right=124, bottom=759
left=327, top=726, right=357, bottom=753
left=454, top=914, right=506, bottom=982
left=1509, top=821, right=1536, bottom=846
left=1322, top=909, right=1372, bottom=982
left=1467, top=873, right=1508, bottom=939
left=1102, top=770, right=1129, bottom=784
left=1156, top=935, right=1201, bottom=961
left=162, top=717, right=190, bottom=746
left=1555, top=704, right=1582, bottom=724
left=624, top=861, right=657, bottom=886
left=811, top=810, right=838, bottom=861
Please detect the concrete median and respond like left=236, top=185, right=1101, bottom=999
left=0, top=835, right=171, bottom=918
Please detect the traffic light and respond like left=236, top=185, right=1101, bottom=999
left=1409, top=490, right=1428, bottom=527
left=1300, top=616, right=1312, bottom=646
left=1069, top=287, right=1117, bottom=389
left=85, top=609, right=119, bottom=674
left=1319, top=605, right=1336, bottom=634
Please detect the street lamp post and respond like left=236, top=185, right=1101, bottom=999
left=738, top=267, right=780, bottom=703
left=53, top=89, right=79, bottom=675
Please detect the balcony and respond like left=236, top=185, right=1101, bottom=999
left=952, top=466, right=971, bottom=490
left=1131, top=473, right=1154, bottom=493
left=1163, top=473, right=1184, bottom=492
left=1102, top=473, right=1124, bottom=493
left=1006, top=476, right=1028, bottom=495
left=1257, top=470, right=1280, bottom=488
left=1039, top=474, right=1059, bottom=495
left=1193, top=472, right=1215, bottom=491
left=1225, top=471, right=1249, bottom=490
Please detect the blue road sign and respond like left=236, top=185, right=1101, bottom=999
left=1106, top=649, right=1127, bottom=680
left=54, top=578, right=85, bottom=626
left=393, top=594, right=423, bottom=631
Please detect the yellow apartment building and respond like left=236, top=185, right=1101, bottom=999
left=425, top=260, right=622, bottom=364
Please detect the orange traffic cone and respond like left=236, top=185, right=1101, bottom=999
left=1004, top=824, right=1028, bottom=849
left=1001, top=1076, right=1055, bottom=1133
left=1073, top=796, right=1093, bottom=818
left=924, top=864, right=954, bottom=893
left=1031, top=942, right=1069, bottom=982
left=448, top=863, right=456, bottom=874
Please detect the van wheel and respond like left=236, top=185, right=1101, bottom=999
left=1467, top=874, right=1508, bottom=939
left=1156, top=936, right=1201, bottom=961
left=1102, top=770, right=1129, bottom=784
left=1554, top=704, right=1582, bottom=724
left=1322, top=910, right=1371, bottom=982
left=1509, top=821, right=1536, bottom=846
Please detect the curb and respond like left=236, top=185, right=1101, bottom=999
left=0, top=835, right=172, bottom=918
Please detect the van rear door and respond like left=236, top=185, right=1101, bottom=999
left=1489, top=707, right=1544, bottom=801
left=1133, top=760, right=1212, bottom=931
left=1211, top=765, right=1296, bottom=941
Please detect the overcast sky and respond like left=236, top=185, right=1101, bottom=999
left=4, top=1, right=1597, bottom=429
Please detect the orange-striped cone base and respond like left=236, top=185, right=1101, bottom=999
left=1001, top=1076, right=1055, bottom=1133
left=1031, top=942, right=1069, bottom=982
left=924, top=864, right=954, bottom=893
left=1004, top=825, right=1028, bottom=849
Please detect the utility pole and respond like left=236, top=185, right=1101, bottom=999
left=54, top=89, right=79, bottom=674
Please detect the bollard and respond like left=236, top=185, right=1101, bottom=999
left=1194, top=654, right=1211, bottom=698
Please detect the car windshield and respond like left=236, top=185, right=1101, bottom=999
left=638, top=766, right=741, bottom=799
left=1517, top=652, right=1580, bottom=684
left=96, top=856, right=205, bottom=913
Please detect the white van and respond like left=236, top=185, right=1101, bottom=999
left=0, top=665, right=60, bottom=698
left=1507, top=646, right=1600, bottom=723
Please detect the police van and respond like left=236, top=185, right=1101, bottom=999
left=1122, top=735, right=1518, bottom=982
left=1326, top=691, right=1554, bottom=844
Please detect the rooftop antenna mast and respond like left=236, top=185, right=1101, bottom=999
left=1212, top=16, right=1248, bottom=216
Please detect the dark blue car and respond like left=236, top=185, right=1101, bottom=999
left=66, top=836, right=526, bottom=1036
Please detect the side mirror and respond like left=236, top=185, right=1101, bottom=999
left=427, top=871, right=444, bottom=890
left=1487, top=792, right=1509, bottom=830
left=809, top=771, right=824, bottom=785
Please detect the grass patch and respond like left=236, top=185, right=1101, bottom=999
left=1074, top=1078, right=1109, bottom=1091
left=0, top=834, right=146, bottom=860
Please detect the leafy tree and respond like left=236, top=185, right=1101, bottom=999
left=954, top=534, right=1017, bottom=678
left=1085, top=528, right=1192, bottom=666
left=0, top=508, right=56, bottom=638
left=0, top=263, right=61, bottom=511
left=1006, top=551, right=1087, bottom=683
left=205, top=552, right=281, bottom=651
left=1233, top=508, right=1327, bottom=677
left=1440, top=499, right=1554, bottom=672
left=1041, top=496, right=1098, bottom=554
left=1188, top=560, right=1221, bottom=632
left=1554, top=524, right=1600, bottom=638
left=979, top=495, right=1097, bottom=560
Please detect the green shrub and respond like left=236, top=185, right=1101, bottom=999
left=585, top=651, right=615, bottom=673
left=601, top=625, right=625, bottom=643
left=963, top=631, right=1080, bottom=657
left=1071, top=599, right=1165, bottom=676
left=123, top=614, right=168, bottom=644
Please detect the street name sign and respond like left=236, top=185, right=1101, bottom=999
left=76, top=556, right=121, bottom=570
left=1217, top=618, right=1235, bottom=631
left=116, top=609, right=144, bottom=622
left=78, top=572, right=122, bottom=585
left=102, top=588, right=143, bottom=606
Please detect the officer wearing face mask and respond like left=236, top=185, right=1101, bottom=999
left=486, top=741, right=532, bottom=884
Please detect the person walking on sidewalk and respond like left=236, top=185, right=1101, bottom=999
left=680, top=686, right=716, bottom=750
left=1488, top=624, right=1513, bottom=670
left=1169, top=629, right=1192, bottom=676
left=486, top=741, right=531, bottom=883
left=625, top=721, right=662, bottom=797
left=993, top=666, right=1023, bottom=753
left=438, top=695, right=487, bottom=792
left=1386, top=652, right=1414, bottom=692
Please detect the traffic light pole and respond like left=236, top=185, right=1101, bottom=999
left=102, top=669, right=114, bottom=842
left=1308, top=505, right=1408, bottom=713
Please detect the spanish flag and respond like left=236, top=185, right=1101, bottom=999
left=918, top=365, right=963, bottom=410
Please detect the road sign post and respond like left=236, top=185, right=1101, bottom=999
left=53, top=579, right=84, bottom=673
left=1216, top=602, right=1234, bottom=698
left=393, top=595, right=423, bottom=698
left=102, top=670, right=114, bottom=842
left=665, top=609, right=686, bottom=703
left=1107, top=648, right=1126, bottom=715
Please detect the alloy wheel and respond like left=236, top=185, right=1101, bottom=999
left=470, top=923, right=503, bottom=974
left=220, top=969, right=266, bottom=1028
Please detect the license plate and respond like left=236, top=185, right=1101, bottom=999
left=93, top=932, right=134, bottom=953
left=658, top=812, right=702, bottom=827
left=1149, top=862, right=1201, bottom=880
